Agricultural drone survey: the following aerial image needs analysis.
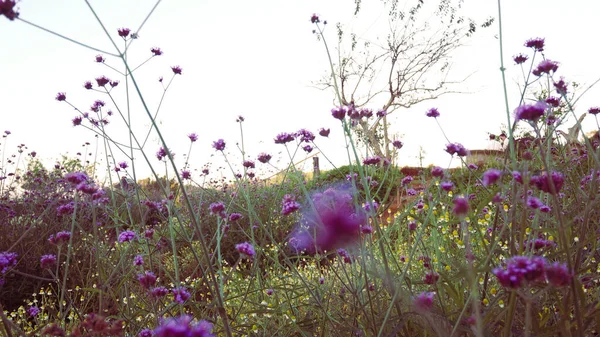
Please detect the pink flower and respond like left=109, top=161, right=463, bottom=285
left=118, top=28, right=131, bottom=38
left=513, top=53, right=528, bottom=64
left=171, top=66, right=182, bottom=75
left=525, top=37, right=545, bottom=52
left=413, top=292, right=435, bottom=312
left=151, top=47, right=163, bottom=56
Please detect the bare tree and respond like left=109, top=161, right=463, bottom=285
left=313, top=0, right=493, bottom=160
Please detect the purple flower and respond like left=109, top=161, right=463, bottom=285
left=118, top=230, right=137, bottom=243
left=257, top=153, right=272, bottom=163
left=526, top=196, right=545, bottom=209
left=64, top=171, right=89, bottom=185
left=530, top=171, right=564, bottom=194
left=440, top=181, right=454, bottom=191
left=310, top=14, right=320, bottom=23
left=431, top=166, right=444, bottom=178
left=151, top=286, right=168, bottom=298
left=212, top=139, right=226, bottom=151
left=228, top=213, right=243, bottom=222
left=426, top=108, right=440, bottom=118
left=151, top=47, right=163, bottom=56
left=172, top=287, right=191, bottom=304
left=134, top=255, right=144, bottom=266
left=139, top=329, right=153, bottom=337
left=302, top=144, right=313, bottom=153
left=0, top=252, right=18, bottom=274
left=545, top=96, right=560, bottom=107
left=49, top=231, right=71, bottom=245
left=363, top=156, right=381, bottom=166
left=153, top=315, right=214, bottom=337
left=27, top=306, right=41, bottom=318
left=274, top=132, right=295, bottom=144
left=40, top=254, right=57, bottom=269
left=118, top=28, right=131, bottom=38
left=468, top=163, right=478, bottom=170
left=137, top=271, right=157, bottom=289
left=281, top=194, right=301, bottom=216
left=243, top=160, right=255, bottom=169
left=0, top=0, right=19, bottom=20
left=444, top=143, right=469, bottom=157
left=588, top=107, right=600, bottom=115
left=156, top=147, right=172, bottom=161
left=266, top=289, right=274, bottom=296
left=72, top=116, right=83, bottom=126
left=331, top=106, right=347, bottom=120
left=235, top=242, right=256, bottom=258
left=55, top=92, right=66, bottom=101
left=95, top=76, right=110, bottom=87
left=288, top=186, right=366, bottom=254
left=525, top=37, right=545, bottom=52
left=513, top=53, right=528, bottom=64
left=515, top=101, right=547, bottom=121
left=452, top=197, right=469, bottom=216
left=361, top=225, right=373, bottom=234
left=319, top=128, right=330, bottom=137
left=188, top=133, right=198, bottom=142
left=482, top=168, right=502, bottom=187
left=401, top=176, right=413, bottom=186
left=392, top=140, right=403, bottom=149
left=296, top=129, right=315, bottom=142
left=118, top=161, right=128, bottom=169
left=533, top=60, right=559, bottom=76
left=209, top=202, right=226, bottom=217
left=376, top=109, right=387, bottom=117
left=424, top=271, right=439, bottom=285
left=56, top=202, right=75, bottom=216
left=337, top=248, right=353, bottom=264
left=493, top=256, right=546, bottom=288
left=545, top=262, right=571, bottom=287
left=554, top=78, right=568, bottom=95
left=413, top=292, right=435, bottom=312
left=171, top=66, right=183, bottom=75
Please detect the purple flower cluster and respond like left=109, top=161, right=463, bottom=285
left=172, top=286, right=191, bottom=304
left=0, top=0, right=19, bottom=20
left=289, top=186, right=366, bottom=254
left=49, top=231, right=71, bottom=245
left=532, top=59, right=559, bottom=76
left=138, top=271, right=157, bottom=289
left=153, top=315, right=214, bottom=337
left=444, top=143, right=469, bottom=157
left=331, top=106, right=347, bottom=120
left=274, top=132, right=295, bottom=144
left=212, top=139, right=226, bottom=151
left=209, top=202, right=226, bottom=217
left=515, top=101, right=547, bottom=121
left=40, top=254, right=57, bottom=269
left=493, top=256, right=571, bottom=288
left=281, top=194, right=301, bottom=216
left=426, top=108, right=440, bottom=118
left=363, top=156, right=381, bottom=166
left=118, top=230, right=137, bottom=243
left=530, top=171, right=564, bottom=194
left=235, top=242, right=256, bottom=258
left=0, top=252, right=17, bottom=273
left=319, top=128, right=330, bottom=137
left=413, top=292, right=435, bottom=312
left=482, top=168, right=502, bottom=187
left=257, top=153, right=272, bottom=163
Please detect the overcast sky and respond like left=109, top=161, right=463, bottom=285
left=1, top=0, right=599, bottom=181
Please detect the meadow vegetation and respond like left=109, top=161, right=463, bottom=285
left=1, top=1, right=600, bottom=336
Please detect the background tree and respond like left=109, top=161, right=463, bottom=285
left=313, top=0, right=494, bottom=162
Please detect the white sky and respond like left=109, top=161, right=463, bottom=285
left=1, top=0, right=599, bottom=181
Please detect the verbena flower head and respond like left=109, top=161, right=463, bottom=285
left=118, top=230, right=137, bottom=243
left=513, top=53, right=528, bottom=64
left=545, top=96, right=560, bottom=107
left=151, top=286, right=168, bottom=298
left=588, top=107, right=600, bottom=115
left=137, top=271, right=157, bottom=289
left=296, top=129, right=315, bottom=142
left=363, top=156, right=381, bottom=166
left=243, top=160, right=255, bottom=169
left=530, top=171, right=564, bottom=194
left=444, top=143, right=469, bottom=157
left=235, top=242, right=256, bottom=259
left=392, top=140, right=403, bottom=149
left=525, top=37, right=545, bottom=51
left=27, top=306, right=40, bottom=317
left=545, top=262, right=572, bottom=287
left=172, top=287, right=191, bottom=304
left=413, top=292, right=435, bottom=312
left=72, top=116, right=83, bottom=126
left=281, top=194, right=301, bottom=216
left=302, top=144, right=313, bottom=153
left=493, top=255, right=546, bottom=288
left=310, top=13, right=320, bottom=23
left=153, top=315, right=214, bottom=337
left=440, top=181, right=454, bottom=191
left=319, top=128, right=330, bottom=137
left=482, top=168, right=502, bottom=187
left=515, top=101, right=547, bottom=121
left=554, top=78, right=568, bottom=95
left=188, top=133, right=198, bottom=142
left=171, top=66, right=183, bottom=75
left=426, top=108, right=440, bottom=118
left=212, top=139, right=226, bottom=151
left=0, top=252, right=18, bottom=273
left=257, top=152, right=272, bottom=163
left=274, top=132, right=295, bottom=144
left=40, top=254, right=57, bottom=269
left=288, top=185, right=366, bottom=254
left=118, top=28, right=131, bottom=38
left=452, top=197, right=469, bottom=216
left=0, top=0, right=19, bottom=20
left=331, top=106, right=347, bottom=120
left=209, top=202, right=226, bottom=217
left=55, top=92, right=66, bottom=101
left=139, top=329, right=153, bottom=337
left=228, top=213, right=242, bottom=222
left=532, top=59, right=559, bottom=76
left=64, top=171, right=89, bottom=185
left=133, top=255, right=144, bottom=266
left=95, top=76, right=110, bottom=87
left=151, top=47, right=163, bottom=56
left=431, top=166, right=444, bottom=178
left=526, top=196, right=545, bottom=209
left=49, top=231, right=71, bottom=245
